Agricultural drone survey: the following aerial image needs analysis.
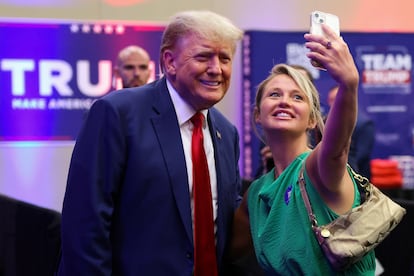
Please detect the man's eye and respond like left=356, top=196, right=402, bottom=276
left=123, top=65, right=148, bottom=70
left=195, top=56, right=209, bottom=61
left=220, top=56, right=231, bottom=63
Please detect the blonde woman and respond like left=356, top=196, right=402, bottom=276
left=229, top=24, right=375, bottom=275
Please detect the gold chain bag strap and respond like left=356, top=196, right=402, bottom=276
left=298, top=164, right=406, bottom=271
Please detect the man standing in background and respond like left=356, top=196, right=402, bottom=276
left=113, top=45, right=151, bottom=89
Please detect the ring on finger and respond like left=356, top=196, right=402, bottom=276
left=326, top=41, right=332, bottom=49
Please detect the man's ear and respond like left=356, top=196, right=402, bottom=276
left=163, top=50, right=176, bottom=75
left=112, top=67, right=121, bottom=89
left=113, top=66, right=120, bottom=78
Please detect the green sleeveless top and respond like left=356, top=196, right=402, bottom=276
left=247, top=151, right=375, bottom=275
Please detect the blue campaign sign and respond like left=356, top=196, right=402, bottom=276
left=242, top=31, right=414, bottom=178
left=0, top=19, right=164, bottom=141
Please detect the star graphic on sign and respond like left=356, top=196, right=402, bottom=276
left=70, top=24, right=79, bottom=33
left=82, top=24, right=91, bottom=33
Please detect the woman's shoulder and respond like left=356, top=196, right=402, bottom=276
left=248, top=173, right=270, bottom=198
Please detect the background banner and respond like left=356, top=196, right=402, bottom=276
left=242, top=31, right=413, bottom=179
left=2, top=23, right=413, bottom=181
left=0, top=19, right=164, bottom=141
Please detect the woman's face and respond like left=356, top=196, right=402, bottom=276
left=255, top=74, right=315, bottom=135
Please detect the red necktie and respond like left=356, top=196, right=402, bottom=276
left=191, top=112, right=218, bottom=276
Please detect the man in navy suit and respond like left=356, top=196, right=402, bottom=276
left=58, top=10, right=243, bottom=275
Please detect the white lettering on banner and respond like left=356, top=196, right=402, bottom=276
left=12, top=98, right=46, bottom=109
left=361, top=54, right=411, bottom=70
left=1, top=59, right=35, bottom=96
left=11, top=98, right=95, bottom=110
left=48, top=98, right=95, bottom=109
left=77, top=60, right=112, bottom=97
left=39, top=60, right=73, bottom=96
left=360, top=53, right=412, bottom=86
left=1, top=58, right=112, bottom=97
left=285, top=43, right=320, bottom=79
left=376, top=133, right=400, bottom=145
left=367, top=105, right=407, bottom=113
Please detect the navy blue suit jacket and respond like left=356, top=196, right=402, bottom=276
left=58, top=77, right=241, bottom=275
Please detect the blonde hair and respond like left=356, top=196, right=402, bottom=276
left=253, top=63, right=324, bottom=144
left=159, top=10, right=243, bottom=72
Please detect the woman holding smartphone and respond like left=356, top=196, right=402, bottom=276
left=228, top=23, right=376, bottom=275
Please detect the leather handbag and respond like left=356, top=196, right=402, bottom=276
left=298, top=165, right=406, bottom=271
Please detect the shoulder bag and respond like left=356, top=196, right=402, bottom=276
left=298, top=165, right=406, bottom=271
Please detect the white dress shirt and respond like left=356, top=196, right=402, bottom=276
left=166, top=79, right=218, bottom=234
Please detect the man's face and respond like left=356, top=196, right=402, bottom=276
left=116, top=52, right=150, bottom=88
left=163, top=34, right=234, bottom=111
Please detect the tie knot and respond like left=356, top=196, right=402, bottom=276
left=191, top=112, right=205, bottom=128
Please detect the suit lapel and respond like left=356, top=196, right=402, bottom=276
left=151, top=78, right=193, bottom=242
left=207, top=111, right=223, bottom=190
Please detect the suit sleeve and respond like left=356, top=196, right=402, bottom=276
left=58, top=99, right=126, bottom=275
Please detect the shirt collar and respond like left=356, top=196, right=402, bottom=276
left=166, top=79, right=208, bottom=126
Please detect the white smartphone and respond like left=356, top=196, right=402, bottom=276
left=309, top=11, right=340, bottom=69
left=310, top=11, right=340, bottom=37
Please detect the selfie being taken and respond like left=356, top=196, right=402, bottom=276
left=0, top=2, right=413, bottom=276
